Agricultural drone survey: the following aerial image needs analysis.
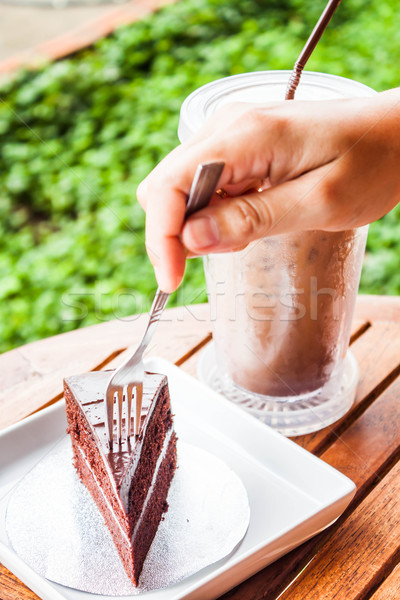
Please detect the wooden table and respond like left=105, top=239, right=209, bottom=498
left=1, top=294, right=400, bottom=600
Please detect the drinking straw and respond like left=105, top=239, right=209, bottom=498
left=285, top=0, right=342, bottom=100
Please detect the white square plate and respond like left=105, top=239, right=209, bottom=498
left=0, top=357, right=355, bottom=600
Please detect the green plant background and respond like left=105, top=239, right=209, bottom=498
left=0, top=0, right=399, bottom=353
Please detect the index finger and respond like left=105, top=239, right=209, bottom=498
left=144, top=183, right=188, bottom=293
left=138, top=142, right=228, bottom=292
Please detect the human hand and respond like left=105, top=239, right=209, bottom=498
left=137, top=88, right=400, bottom=292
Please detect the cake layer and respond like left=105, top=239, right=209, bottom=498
left=130, top=432, right=177, bottom=580
left=71, top=432, right=177, bottom=585
left=124, top=381, right=173, bottom=535
left=71, top=438, right=135, bottom=579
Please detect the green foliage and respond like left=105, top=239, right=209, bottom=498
left=0, top=0, right=399, bottom=352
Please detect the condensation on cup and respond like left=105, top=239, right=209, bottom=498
left=178, top=71, right=376, bottom=435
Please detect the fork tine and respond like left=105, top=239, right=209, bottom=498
left=116, top=388, right=123, bottom=445
left=105, top=385, right=115, bottom=448
left=135, top=382, right=143, bottom=436
left=126, top=383, right=134, bottom=439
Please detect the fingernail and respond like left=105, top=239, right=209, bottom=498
left=186, top=216, right=219, bottom=249
left=154, top=268, right=181, bottom=293
left=154, top=268, right=170, bottom=292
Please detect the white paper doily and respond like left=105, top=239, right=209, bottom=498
left=6, top=438, right=250, bottom=596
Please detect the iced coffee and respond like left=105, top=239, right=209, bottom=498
left=205, top=227, right=368, bottom=397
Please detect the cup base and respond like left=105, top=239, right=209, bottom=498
left=197, top=343, right=358, bottom=436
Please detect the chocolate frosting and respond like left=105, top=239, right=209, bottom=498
left=64, top=371, right=167, bottom=496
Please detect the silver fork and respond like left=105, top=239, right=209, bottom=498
left=105, top=161, right=225, bottom=447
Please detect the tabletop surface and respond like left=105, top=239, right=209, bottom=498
left=1, top=294, right=400, bottom=600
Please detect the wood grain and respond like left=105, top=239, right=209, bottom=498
left=370, top=563, right=400, bottom=600
left=349, top=319, right=371, bottom=344
left=292, top=321, right=400, bottom=455
left=0, top=564, right=39, bottom=600
left=220, top=373, right=400, bottom=600
left=319, top=377, right=400, bottom=495
left=277, top=459, right=400, bottom=600
left=353, top=294, right=400, bottom=323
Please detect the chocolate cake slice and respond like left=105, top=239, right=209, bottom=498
left=64, top=370, right=177, bottom=586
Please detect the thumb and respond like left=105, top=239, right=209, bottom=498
left=181, top=167, right=331, bottom=253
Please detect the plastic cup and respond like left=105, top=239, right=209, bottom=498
left=178, top=71, right=376, bottom=436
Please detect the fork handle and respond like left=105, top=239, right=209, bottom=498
left=138, top=288, right=170, bottom=358
left=138, top=161, right=225, bottom=356
left=185, top=161, right=225, bottom=217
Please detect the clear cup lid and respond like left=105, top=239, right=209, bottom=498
left=178, top=70, right=376, bottom=142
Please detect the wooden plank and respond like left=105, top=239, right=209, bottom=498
left=292, top=321, right=400, bottom=454
left=104, top=332, right=212, bottom=372
left=277, top=460, right=400, bottom=600
left=0, top=0, right=180, bottom=77
left=349, top=318, right=370, bottom=340
left=353, top=294, right=400, bottom=323
left=0, top=564, right=39, bottom=600
left=349, top=319, right=370, bottom=344
left=370, top=563, right=400, bottom=600
left=317, top=383, right=400, bottom=496
left=0, top=304, right=210, bottom=430
left=220, top=373, right=400, bottom=600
